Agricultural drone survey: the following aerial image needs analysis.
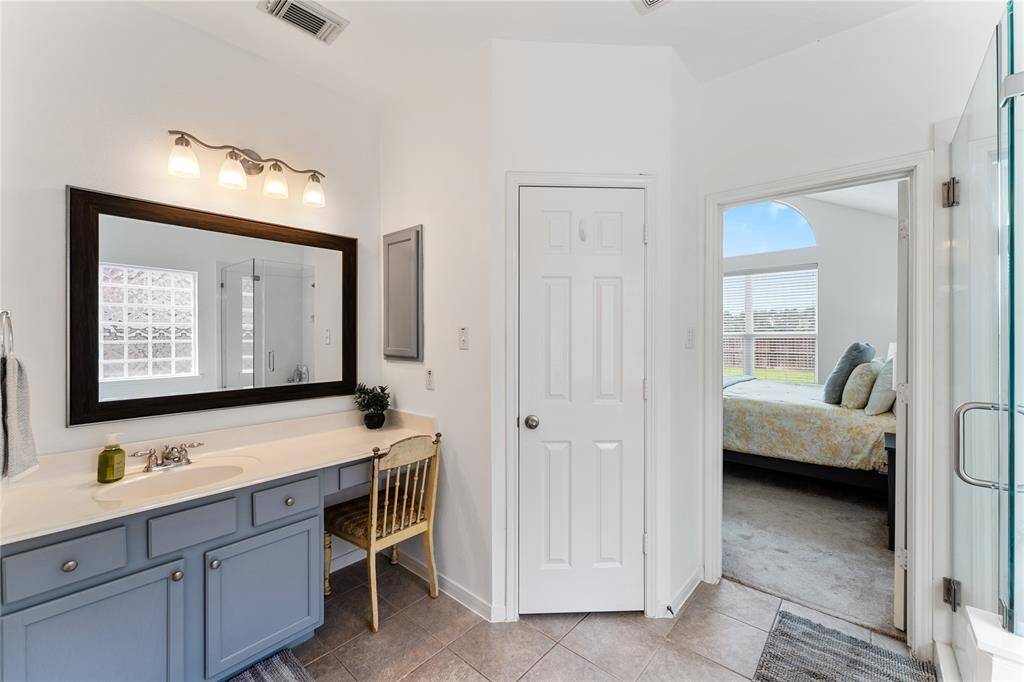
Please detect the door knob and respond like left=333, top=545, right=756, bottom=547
left=285, top=497, right=295, bottom=507
left=210, top=559, right=221, bottom=570
left=171, top=570, right=184, bottom=582
left=61, top=560, right=78, bottom=573
left=523, top=415, right=540, bottom=430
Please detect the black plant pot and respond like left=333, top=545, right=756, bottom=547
left=363, top=412, right=386, bottom=430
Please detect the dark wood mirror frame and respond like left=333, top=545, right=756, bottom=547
left=67, top=187, right=357, bottom=425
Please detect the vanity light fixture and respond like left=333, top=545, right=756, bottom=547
left=167, top=135, right=200, bottom=178
left=166, top=130, right=326, bottom=207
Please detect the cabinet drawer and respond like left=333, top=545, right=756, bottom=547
left=148, top=498, right=237, bottom=558
left=2, top=527, right=127, bottom=604
left=252, top=477, right=319, bottom=526
left=339, top=461, right=372, bottom=489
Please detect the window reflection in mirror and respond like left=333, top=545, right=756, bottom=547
left=97, top=215, right=344, bottom=402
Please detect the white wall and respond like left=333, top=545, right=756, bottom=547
left=723, top=196, right=898, bottom=379
left=379, top=45, right=494, bottom=614
left=488, top=40, right=701, bottom=617
left=700, top=0, right=1004, bottom=650
left=0, top=2, right=382, bottom=454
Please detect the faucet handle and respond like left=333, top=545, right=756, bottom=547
left=131, top=447, right=156, bottom=458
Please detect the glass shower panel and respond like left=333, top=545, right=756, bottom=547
left=1008, top=0, right=1022, bottom=633
left=219, top=258, right=258, bottom=390
left=259, top=259, right=316, bottom=387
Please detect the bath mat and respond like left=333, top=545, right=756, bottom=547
left=754, top=611, right=935, bottom=682
left=229, top=649, right=313, bottom=682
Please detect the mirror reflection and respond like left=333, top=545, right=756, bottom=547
left=97, top=216, right=344, bottom=402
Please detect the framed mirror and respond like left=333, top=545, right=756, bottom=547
left=68, top=188, right=357, bottom=425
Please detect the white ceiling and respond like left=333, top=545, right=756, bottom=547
left=150, top=1, right=911, bottom=106
left=805, top=180, right=899, bottom=218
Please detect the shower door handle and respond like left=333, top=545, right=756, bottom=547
left=268, top=350, right=275, bottom=372
left=953, top=401, right=1001, bottom=489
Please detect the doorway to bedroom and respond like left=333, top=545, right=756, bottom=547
left=719, top=179, right=907, bottom=642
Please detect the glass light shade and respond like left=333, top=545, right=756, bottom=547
left=218, top=152, right=247, bottom=190
left=263, top=163, right=289, bottom=199
left=302, top=174, right=326, bottom=207
left=167, top=140, right=199, bottom=178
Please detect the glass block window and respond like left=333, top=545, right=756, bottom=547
left=241, top=275, right=254, bottom=375
left=99, top=264, right=198, bottom=381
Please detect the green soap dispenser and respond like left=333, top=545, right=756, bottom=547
left=97, top=432, right=125, bottom=484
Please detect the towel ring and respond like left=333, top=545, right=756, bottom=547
left=0, top=310, right=13, bottom=358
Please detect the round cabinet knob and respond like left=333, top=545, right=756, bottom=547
left=523, top=415, right=541, bottom=430
left=285, top=496, right=295, bottom=507
left=61, top=560, right=78, bottom=573
left=171, top=570, right=184, bottom=582
left=210, top=559, right=221, bottom=570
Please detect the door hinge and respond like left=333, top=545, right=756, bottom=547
left=895, top=546, right=909, bottom=571
left=643, top=223, right=649, bottom=245
left=643, top=533, right=649, bottom=555
left=896, top=383, right=911, bottom=406
left=942, top=177, right=960, bottom=208
left=999, top=599, right=1013, bottom=630
left=943, top=577, right=962, bottom=612
left=898, top=218, right=910, bottom=240
left=643, top=378, right=648, bottom=401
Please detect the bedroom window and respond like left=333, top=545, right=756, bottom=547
left=723, top=266, right=817, bottom=383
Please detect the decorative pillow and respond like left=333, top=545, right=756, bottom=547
left=841, top=362, right=880, bottom=409
left=823, top=342, right=876, bottom=404
left=865, top=356, right=897, bottom=415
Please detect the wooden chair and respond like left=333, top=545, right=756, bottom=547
left=323, top=433, right=441, bottom=631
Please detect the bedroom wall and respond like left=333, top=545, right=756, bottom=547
left=0, top=1, right=383, bottom=454
left=723, top=196, right=898, bottom=379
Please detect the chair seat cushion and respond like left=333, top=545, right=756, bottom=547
left=325, top=494, right=426, bottom=542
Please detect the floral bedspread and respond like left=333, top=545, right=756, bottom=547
left=723, top=380, right=895, bottom=472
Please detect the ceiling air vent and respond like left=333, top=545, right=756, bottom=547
left=634, top=0, right=669, bottom=14
left=257, top=0, right=349, bottom=44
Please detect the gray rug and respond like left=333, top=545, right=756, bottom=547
left=755, top=611, right=935, bottom=681
left=723, top=463, right=897, bottom=635
left=229, top=649, right=312, bottom=682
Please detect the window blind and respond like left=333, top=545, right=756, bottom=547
left=723, top=267, right=817, bottom=383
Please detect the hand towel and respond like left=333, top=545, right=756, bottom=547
left=2, top=353, right=39, bottom=481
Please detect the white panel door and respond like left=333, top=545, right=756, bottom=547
left=518, top=186, right=645, bottom=614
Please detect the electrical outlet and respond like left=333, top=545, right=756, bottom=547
left=685, top=326, right=696, bottom=349
left=323, top=328, right=331, bottom=345
left=425, top=369, right=435, bottom=390
left=458, top=326, right=469, bottom=350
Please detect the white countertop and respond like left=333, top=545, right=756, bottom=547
left=1, top=410, right=436, bottom=546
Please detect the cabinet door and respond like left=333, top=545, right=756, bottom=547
left=205, top=516, right=321, bottom=678
left=2, top=561, right=185, bottom=681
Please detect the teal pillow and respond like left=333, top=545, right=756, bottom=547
left=823, top=342, right=875, bottom=404
left=865, top=356, right=897, bottom=415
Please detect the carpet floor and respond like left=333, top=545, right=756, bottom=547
left=723, top=462, right=899, bottom=638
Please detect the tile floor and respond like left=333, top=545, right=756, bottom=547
left=292, top=557, right=911, bottom=681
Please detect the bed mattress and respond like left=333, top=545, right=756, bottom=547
left=723, top=379, right=896, bottom=472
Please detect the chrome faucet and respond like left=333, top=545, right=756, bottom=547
left=131, top=442, right=204, bottom=472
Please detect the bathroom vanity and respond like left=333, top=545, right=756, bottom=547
left=0, top=411, right=433, bottom=681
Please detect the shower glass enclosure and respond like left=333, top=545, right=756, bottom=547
left=950, top=1, right=1021, bottom=640
left=220, top=258, right=316, bottom=390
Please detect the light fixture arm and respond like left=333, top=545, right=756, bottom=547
left=168, top=130, right=325, bottom=178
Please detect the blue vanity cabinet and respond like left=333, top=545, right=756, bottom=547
left=204, top=515, right=322, bottom=679
left=1, top=560, right=185, bottom=681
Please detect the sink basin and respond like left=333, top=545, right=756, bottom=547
left=93, top=461, right=249, bottom=503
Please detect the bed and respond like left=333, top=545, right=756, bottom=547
left=723, top=378, right=897, bottom=548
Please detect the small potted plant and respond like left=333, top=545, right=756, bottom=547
left=354, top=383, right=390, bottom=429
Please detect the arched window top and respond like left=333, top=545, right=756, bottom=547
left=724, top=201, right=816, bottom=258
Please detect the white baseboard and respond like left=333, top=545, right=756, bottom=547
left=935, top=642, right=961, bottom=682
left=397, top=552, right=493, bottom=622
left=667, top=567, right=703, bottom=618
